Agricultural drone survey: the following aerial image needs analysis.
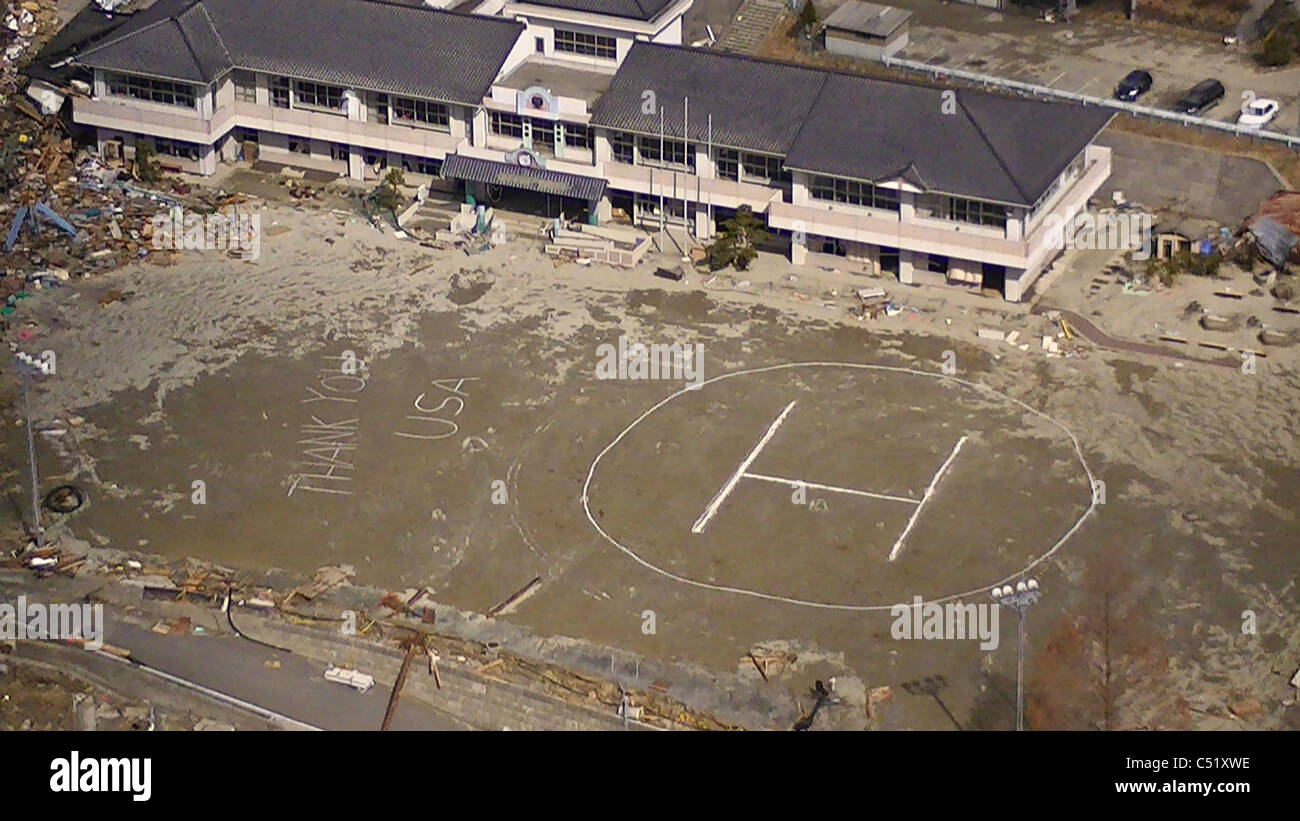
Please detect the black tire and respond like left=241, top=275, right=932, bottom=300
left=43, top=484, right=85, bottom=514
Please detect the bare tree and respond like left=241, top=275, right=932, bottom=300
left=1027, top=545, right=1184, bottom=730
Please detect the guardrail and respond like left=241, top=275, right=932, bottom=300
left=878, top=54, right=1300, bottom=150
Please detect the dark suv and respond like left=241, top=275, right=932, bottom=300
left=1174, top=79, right=1225, bottom=114
left=1114, top=70, right=1152, bottom=101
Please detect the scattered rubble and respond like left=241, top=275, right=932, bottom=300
left=545, top=219, right=650, bottom=268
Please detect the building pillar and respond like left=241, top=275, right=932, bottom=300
left=471, top=109, right=488, bottom=149
left=791, top=230, right=808, bottom=266
left=693, top=204, right=710, bottom=241
left=1003, top=267, right=1027, bottom=302
left=592, top=195, right=612, bottom=224
left=898, top=249, right=916, bottom=285
left=348, top=151, right=364, bottom=181
left=199, top=144, right=217, bottom=175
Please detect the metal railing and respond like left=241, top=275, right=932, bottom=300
left=879, top=54, right=1300, bottom=150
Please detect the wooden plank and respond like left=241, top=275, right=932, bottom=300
left=487, top=576, right=542, bottom=617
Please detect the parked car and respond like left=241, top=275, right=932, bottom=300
left=1238, top=97, right=1280, bottom=129
left=1174, top=79, right=1225, bottom=114
left=1114, top=70, right=1152, bottom=102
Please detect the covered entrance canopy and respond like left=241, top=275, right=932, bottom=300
left=441, top=154, right=606, bottom=202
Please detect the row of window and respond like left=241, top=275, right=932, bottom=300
left=392, top=97, right=449, bottom=129
left=554, top=29, right=617, bottom=60
left=107, top=74, right=195, bottom=108
left=489, top=112, right=591, bottom=150
left=716, top=149, right=789, bottom=184
left=917, top=193, right=1007, bottom=228
left=237, top=73, right=450, bottom=132
left=151, top=137, right=201, bottom=161
left=295, top=80, right=343, bottom=110
left=609, top=132, right=696, bottom=171
left=1029, top=149, right=1086, bottom=220
left=609, top=137, right=789, bottom=184
left=809, top=176, right=900, bottom=211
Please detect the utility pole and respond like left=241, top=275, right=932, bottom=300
left=991, top=579, right=1041, bottom=731
left=14, top=351, right=51, bottom=549
left=684, top=95, right=690, bottom=244
left=659, top=107, right=665, bottom=254
left=707, top=114, right=713, bottom=243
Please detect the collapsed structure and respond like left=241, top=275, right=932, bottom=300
left=24, top=0, right=1113, bottom=300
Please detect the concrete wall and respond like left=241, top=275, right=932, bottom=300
left=824, top=26, right=908, bottom=60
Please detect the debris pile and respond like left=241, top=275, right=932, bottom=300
left=544, top=220, right=650, bottom=268
left=2, top=2, right=52, bottom=104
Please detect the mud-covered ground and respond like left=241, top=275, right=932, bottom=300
left=2, top=203, right=1297, bottom=730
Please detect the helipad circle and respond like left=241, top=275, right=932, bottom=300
left=581, top=361, right=1097, bottom=611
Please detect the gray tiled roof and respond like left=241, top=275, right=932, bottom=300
left=511, top=0, right=676, bottom=22
left=595, top=44, right=1112, bottom=206
left=74, top=0, right=525, bottom=103
left=442, top=153, right=607, bottom=200
left=588, top=45, right=826, bottom=155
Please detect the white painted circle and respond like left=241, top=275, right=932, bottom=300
left=581, top=361, right=1097, bottom=611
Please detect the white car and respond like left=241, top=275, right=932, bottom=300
left=1238, top=98, right=1280, bottom=129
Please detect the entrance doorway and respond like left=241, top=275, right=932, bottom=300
left=981, top=262, right=1006, bottom=296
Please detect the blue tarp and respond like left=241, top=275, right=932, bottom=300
left=32, top=203, right=78, bottom=238
left=4, top=206, right=28, bottom=252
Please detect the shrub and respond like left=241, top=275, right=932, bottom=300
left=1261, top=27, right=1292, bottom=66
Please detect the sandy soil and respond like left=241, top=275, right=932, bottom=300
left=2, top=197, right=1297, bottom=730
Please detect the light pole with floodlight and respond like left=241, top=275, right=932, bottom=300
left=991, top=579, right=1041, bottom=732
left=14, top=350, right=52, bottom=549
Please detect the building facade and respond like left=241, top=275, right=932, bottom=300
left=38, top=0, right=1112, bottom=301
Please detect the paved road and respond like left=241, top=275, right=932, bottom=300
left=0, top=579, right=472, bottom=730
left=1032, top=305, right=1238, bottom=368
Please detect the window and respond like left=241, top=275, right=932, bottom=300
left=1067, top=150, right=1086, bottom=180
left=554, top=29, right=617, bottom=60
left=294, top=80, right=343, bottom=111
left=331, top=143, right=349, bottom=162
left=106, top=73, right=195, bottom=108
left=271, top=77, right=290, bottom=109
left=927, top=254, right=949, bottom=274
left=716, top=148, right=738, bottom=181
left=490, top=111, right=523, bottom=138
left=152, top=137, right=200, bottom=161
left=373, top=93, right=388, bottom=124
left=234, top=71, right=257, bottom=103
left=531, top=119, right=557, bottom=154
left=809, top=176, right=900, bottom=211
left=637, top=135, right=692, bottom=170
left=363, top=152, right=387, bottom=170
left=392, top=97, right=449, bottom=130
left=402, top=156, right=442, bottom=176
left=610, top=132, right=634, bottom=164
left=535, top=36, right=545, bottom=53
left=287, top=139, right=310, bottom=155
left=564, top=123, right=591, bottom=149
left=741, top=152, right=782, bottom=182
left=951, top=194, right=1008, bottom=227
